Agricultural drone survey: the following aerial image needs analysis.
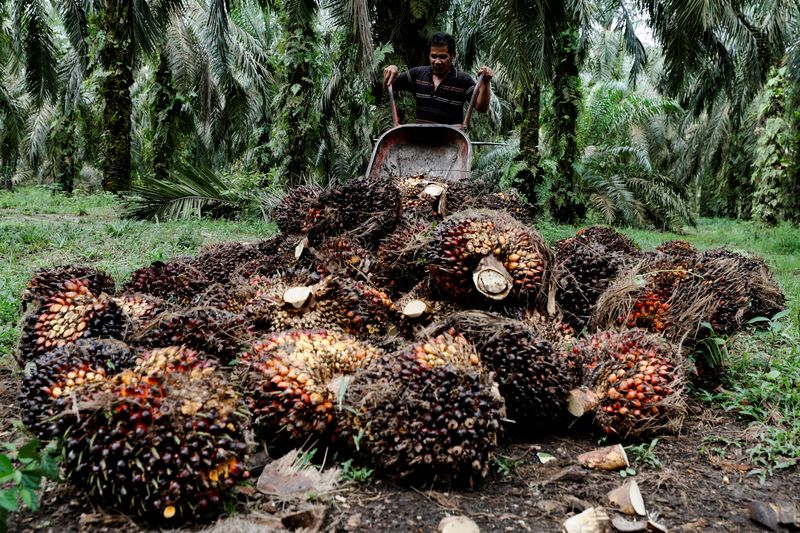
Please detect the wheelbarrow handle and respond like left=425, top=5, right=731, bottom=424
left=387, top=84, right=400, bottom=128
left=462, top=74, right=485, bottom=129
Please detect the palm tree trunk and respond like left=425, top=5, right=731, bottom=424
left=99, top=0, right=133, bottom=193
left=550, top=29, right=586, bottom=223
left=152, top=52, right=184, bottom=182
left=513, top=84, right=543, bottom=211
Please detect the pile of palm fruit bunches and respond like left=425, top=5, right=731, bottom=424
left=16, top=174, right=785, bottom=524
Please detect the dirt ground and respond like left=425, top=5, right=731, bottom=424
left=4, top=364, right=797, bottom=533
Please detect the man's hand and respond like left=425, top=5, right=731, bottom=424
left=383, top=65, right=399, bottom=87
left=476, top=66, right=494, bottom=83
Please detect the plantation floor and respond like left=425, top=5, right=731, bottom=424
left=7, top=392, right=798, bottom=532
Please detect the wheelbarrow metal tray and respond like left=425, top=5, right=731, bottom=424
left=366, top=124, right=472, bottom=182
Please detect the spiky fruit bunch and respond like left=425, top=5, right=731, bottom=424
left=331, top=175, right=401, bottom=242
left=556, top=238, right=630, bottom=331
left=700, top=248, right=785, bottom=325
left=340, top=333, right=505, bottom=485
left=195, top=283, right=259, bottom=314
left=129, top=308, right=250, bottom=364
left=19, top=279, right=125, bottom=362
left=469, top=189, right=536, bottom=224
left=20, top=339, right=137, bottom=441
left=572, top=226, right=640, bottom=256
left=373, top=219, right=432, bottom=295
left=303, top=234, right=373, bottom=278
left=124, top=258, right=209, bottom=304
left=425, top=210, right=553, bottom=304
left=22, top=266, right=116, bottom=312
left=229, top=234, right=308, bottom=282
left=194, top=241, right=263, bottom=284
left=568, top=329, right=684, bottom=438
left=113, top=292, right=168, bottom=331
left=63, top=347, right=249, bottom=523
left=517, top=309, right=576, bottom=349
left=656, top=240, right=699, bottom=259
left=430, top=312, right=581, bottom=424
left=237, top=330, right=381, bottom=444
left=394, top=175, right=449, bottom=219
left=395, top=279, right=461, bottom=331
left=246, top=273, right=398, bottom=340
left=272, top=184, right=330, bottom=237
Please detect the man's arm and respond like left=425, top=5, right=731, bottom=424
left=474, top=66, right=494, bottom=113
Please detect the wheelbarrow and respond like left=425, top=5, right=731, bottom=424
left=365, top=76, right=485, bottom=182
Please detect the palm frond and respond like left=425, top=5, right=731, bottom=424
left=325, top=0, right=373, bottom=73
left=132, top=0, right=162, bottom=57
left=124, top=161, right=241, bottom=220
left=15, top=0, right=59, bottom=106
left=58, top=0, right=89, bottom=70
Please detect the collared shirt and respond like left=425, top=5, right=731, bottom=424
left=393, top=66, right=476, bottom=124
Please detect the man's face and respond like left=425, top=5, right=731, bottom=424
left=429, top=45, right=453, bottom=76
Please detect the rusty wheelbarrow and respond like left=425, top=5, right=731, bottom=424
left=366, top=75, right=484, bottom=182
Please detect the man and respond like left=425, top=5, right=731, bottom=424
left=383, top=32, right=494, bottom=126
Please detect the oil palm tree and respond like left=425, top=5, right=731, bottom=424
left=12, top=0, right=185, bottom=192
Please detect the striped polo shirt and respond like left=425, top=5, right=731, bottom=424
left=393, top=66, right=477, bottom=124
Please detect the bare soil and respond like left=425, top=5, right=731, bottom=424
left=4, top=363, right=797, bottom=533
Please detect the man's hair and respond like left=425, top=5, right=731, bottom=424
left=429, top=32, right=456, bottom=55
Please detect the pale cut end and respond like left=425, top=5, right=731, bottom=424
left=473, top=254, right=513, bottom=300
left=402, top=299, right=429, bottom=319
left=577, top=444, right=630, bottom=471
left=423, top=183, right=445, bottom=198
left=567, top=387, right=599, bottom=417
left=294, top=237, right=309, bottom=260
left=283, top=286, right=313, bottom=308
left=607, top=479, right=646, bottom=516
left=562, top=507, right=611, bottom=533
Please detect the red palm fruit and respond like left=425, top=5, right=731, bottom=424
left=567, top=329, right=685, bottom=438
left=18, top=278, right=125, bottom=363
left=62, top=346, right=249, bottom=523
left=425, top=210, right=554, bottom=306
left=237, top=330, right=382, bottom=445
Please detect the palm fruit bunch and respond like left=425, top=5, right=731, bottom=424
left=425, top=210, right=554, bottom=305
left=230, top=234, right=308, bottom=281
left=18, top=278, right=125, bottom=362
left=467, top=189, right=536, bottom=225
left=339, top=332, right=505, bottom=485
left=395, top=279, right=461, bottom=331
left=20, top=339, right=137, bottom=441
left=656, top=239, right=699, bottom=259
left=328, top=175, right=401, bottom=243
left=427, top=311, right=581, bottom=426
left=62, top=346, right=250, bottom=523
left=245, top=272, right=398, bottom=340
left=516, top=309, right=576, bottom=349
left=129, top=308, right=250, bottom=364
left=112, top=292, right=168, bottom=333
left=573, top=226, right=640, bottom=256
left=373, top=219, right=432, bottom=295
left=21, top=265, right=116, bottom=312
left=194, top=241, right=263, bottom=284
left=302, top=234, right=373, bottom=279
left=195, top=282, right=259, bottom=314
left=236, top=329, right=381, bottom=445
left=124, top=257, right=209, bottom=304
left=556, top=234, right=631, bottom=331
left=567, top=329, right=685, bottom=438
left=394, top=175, right=451, bottom=219
left=700, top=248, right=785, bottom=325
left=271, top=184, right=331, bottom=238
